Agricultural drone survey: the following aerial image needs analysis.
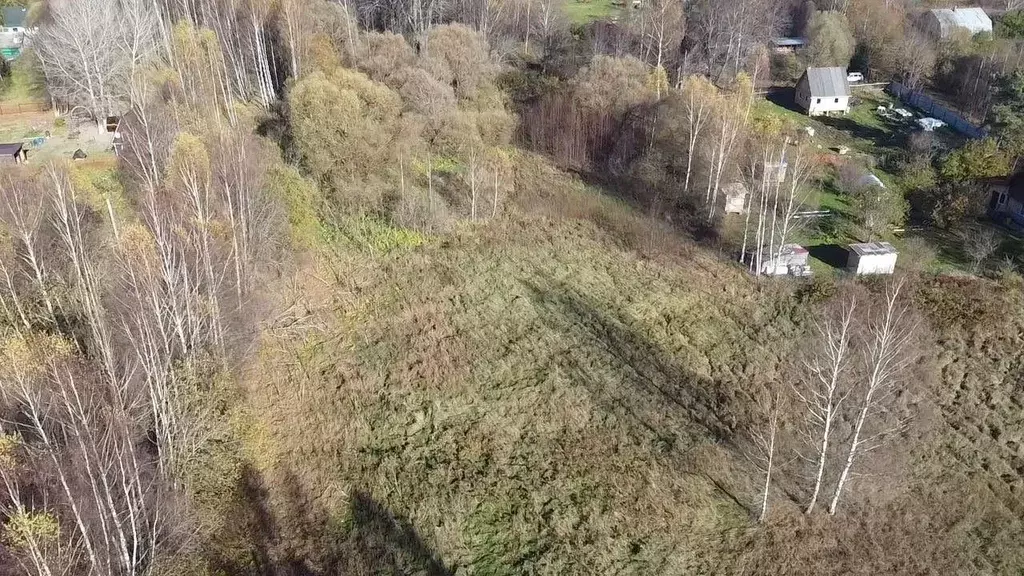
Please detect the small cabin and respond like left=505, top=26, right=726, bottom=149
left=772, top=37, right=807, bottom=53
left=987, top=172, right=1024, bottom=229
left=847, top=242, right=897, bottom=275
left=795, top=67, right=851, bottom=117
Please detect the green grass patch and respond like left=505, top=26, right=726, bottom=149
left=337, top=215, right=427, bottom=255
left=268, top=164, right=326, bottom=250
left=0, top=60, right=45, bottom=104
left=562, top=0, right=623, bottom=23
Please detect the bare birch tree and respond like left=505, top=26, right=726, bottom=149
left=745, top=383, right=783, bottom=522
left=795, top=297, right=856, bottom=514
left=705, top=77, right=751, bottom=221
left=0, top=175, right=59, bottom=328
left=639, top=0, right=683, bottom=95
left=36, top=0, right=156, bottom=132
left=828, top=279, right=917, bottom=515
left=680, top=76, right=713, bottom=196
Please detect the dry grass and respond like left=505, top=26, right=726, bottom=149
left=202, top=154, right=1024, bottom=575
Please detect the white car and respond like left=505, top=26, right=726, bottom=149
left=847, top=72, right=864, bottom=83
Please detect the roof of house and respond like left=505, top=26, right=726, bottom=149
left=849, top=241, right=897, bottom=256
left=1, top=7, right=26, bottom=29
left=773, top=37, right=807, bottom=47
left=0, top=143, right=23, bottom=156
left=723, top=182, right=748, bottom=197
left=802, top=67, right=850, bottom=98
left=928, top=7, right=991, bottom=36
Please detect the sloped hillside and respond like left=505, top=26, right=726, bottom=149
left=206, top=154, right=1024, bottom=576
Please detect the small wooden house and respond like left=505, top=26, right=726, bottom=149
left=987, top=172, right=1024, bottom=229
left=772, top=37, right=807, bottom=53
left=795, top=67, right=851, bottom=117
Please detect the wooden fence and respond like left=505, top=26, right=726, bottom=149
left=0, top=101, right=51, bottom=115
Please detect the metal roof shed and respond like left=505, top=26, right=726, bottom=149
left=772, top=37, right=807, bottom=52
left=0, top=7, right=26, bottom=30
left=759, top=244, right=812, bottom=277
left=847, top=242, right=897, bottom=275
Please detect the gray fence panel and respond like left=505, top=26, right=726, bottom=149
left=886, top=82, right=986, bottom=139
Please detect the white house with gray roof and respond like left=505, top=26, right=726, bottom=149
left=920, top=7, right=991, bottom=40
left=795, top=67, right=850, bottom=116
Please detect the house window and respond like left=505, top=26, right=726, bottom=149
left=816, top=98, right=821, bottom=104
left=834, top=98, right=839, bottom=103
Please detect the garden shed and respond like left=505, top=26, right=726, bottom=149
left=723, top=182, right=748, bottom=214
left=0, top=143, right=25, bottom=164
left=757, top=244, right=812, bottom=277
left=846, top=242, right=897, bottom=275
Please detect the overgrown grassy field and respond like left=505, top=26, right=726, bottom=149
left=200, top=153, right=1024, bottom=575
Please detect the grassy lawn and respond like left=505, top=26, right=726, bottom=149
left=0, top=60, right=46, bottom=104
left=752, top=89, right=994, bottom=275
left=562, top=0, right=625, bottom=23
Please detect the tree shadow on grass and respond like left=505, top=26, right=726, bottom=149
left=818, top=116, right=893, bottom=148
left=808, top=244, right=848, bottom=270
left=216, top=465, right=452, bottom=576
left=523, top=278, right=740, bottom=444
left=765, top=88, right=804, bottom=114
left=521, top=278, right=753, bottom=514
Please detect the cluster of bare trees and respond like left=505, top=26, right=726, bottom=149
left=35, top=0, right=358, bottom=132
left=739, top=137, right=816, bottom=276
left=35, top=0, right=159, bottom=132
left=685, top=0, right=780, bottom=82
left=0, top=81, right=284, bottom=574
left=747, top=279, right=920, bottom=522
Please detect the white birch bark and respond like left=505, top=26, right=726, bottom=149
left=795, top=298, right=856, bottom=514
